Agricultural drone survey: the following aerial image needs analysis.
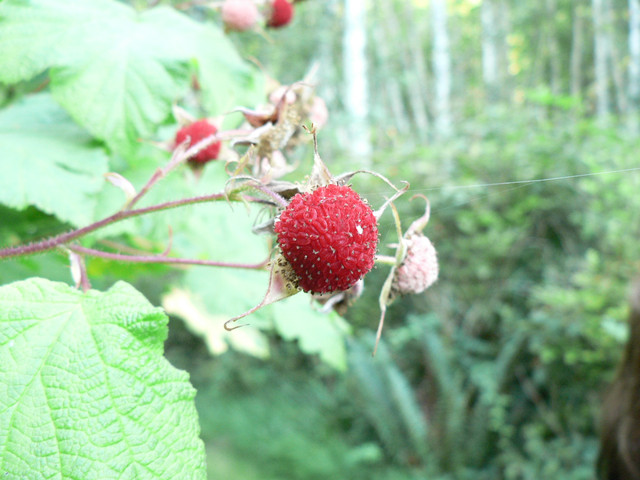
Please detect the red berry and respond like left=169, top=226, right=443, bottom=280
left=267, top=0, right=294, bottom=28
left=174, top=120, right=221, bottom=164
left=222, top=0, right=259, bottom=32
left=274, top=184, right=378, bottom=294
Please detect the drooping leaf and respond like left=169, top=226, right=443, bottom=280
left=0, top=278, right=206, bottom=480
left=0, top=94, right=109, bottom=226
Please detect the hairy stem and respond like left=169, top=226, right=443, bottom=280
left=0, top=191, right=232, bottom=260
left=68, top=245, right=270, bottom=270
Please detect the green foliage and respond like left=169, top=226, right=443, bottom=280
left=173, top=266, right=350, bottom=370
left=0, top=278, right=205, bottom=480
left=0, top=94, right=108, bottom=225
left=0, top=0, right=264, bottom=157
left=345, top=108, right=638, bottom=478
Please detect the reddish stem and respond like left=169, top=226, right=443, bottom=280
left=68, top=245, right=270, bottom=270
left=0, top=192, right=229, bottom=260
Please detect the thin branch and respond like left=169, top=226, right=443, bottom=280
left=0, top=191, right=234, bottom=260
left=68, top=245, right=270, bottom=270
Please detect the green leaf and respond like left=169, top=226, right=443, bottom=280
left=0, top=278, right=206, bottom=480
left=176, top=267, right=350, bottom=370
left=0, top=93, right=109, bottom=226
left=272, top=297, right=349, bottom=371
left=0, top=0, right=265, bottom=155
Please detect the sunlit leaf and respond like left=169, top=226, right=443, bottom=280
left=0, top=278, right=206, bottom=480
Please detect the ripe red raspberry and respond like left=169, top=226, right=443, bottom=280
left=274, top=184, right=378, bottom=294
left=174, top=119, right=221, bottom=164
left=221, top=0, right=259, bottom=32
left=267, top=0, right=294, bottom=28
left=393, top=234, right=438, bottom=294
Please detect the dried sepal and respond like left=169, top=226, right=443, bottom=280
left=312, top=279, right=364, bottom=316
left=172, top=104, right=197, bottom=127
left=224, top=254, right=300, bottom=331
left=305, top=124, right=333, bottom=189
left=374, top=202, right=405, bottom=356
left=406, top=194, right=431, bottom=235
left=104, top=172, right=137, bottom=202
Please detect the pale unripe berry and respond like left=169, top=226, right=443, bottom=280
left=393, top=234, right=438, bottom=294
left=222, top=0, right=259, bottom=32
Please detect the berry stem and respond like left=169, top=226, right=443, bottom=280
left=124, top=132, right=220, bottom=211
left=375, top=255, right=398, bottom=265
left=67, top=245, right=270, bottom=270
left=0, top=191, right=251, bottom=260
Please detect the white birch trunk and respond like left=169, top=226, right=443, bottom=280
left=604, top=0, right=627, bottom=113
left=431, top=0, right=452, bottom=138
left=343, top=0, right=371, bottom=162
left=380, top=0, right=430, bottom=137
left=371, top=23, right=410, bottom=135
left=592, top=0, right=610, bottom=119
left=629, top=0, right=640, bottom=129
left=482, top=0, right=500, bottom=101
left=546, top=0, right=561, bottom=95
left=570, top=3, right=585, bottom=99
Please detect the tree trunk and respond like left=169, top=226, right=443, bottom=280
left=605, top=0, right=627, bottom=114
left=400, top=0, right=432, bottom=134
left=380, top=0, right=430, bottom=137
left=592, top=0, right=611, bottom=119
left=371, top=18, right=410, bottom=136
left=629, top=0, right=640, bottom=129
left=570, top=2, right=585, bottom=100
left=546, top=0, right=562, bottom=95
left=481, top=0, right=500, bottom=102
left=431, top=0, right=453, bottom=138
left=343, top=0, right=371, bottom=163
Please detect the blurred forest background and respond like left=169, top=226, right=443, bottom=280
left=1, top=0, right=640, bottom=478
left=182, top=0, right=639, bottom=478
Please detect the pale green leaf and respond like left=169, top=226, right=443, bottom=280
left=0, top=0, right=265, bottom=155
left=272, top=296, right=350, bottom=371
left=0, top=93, right=108, bottom=226
left=0, top=278, right=206, bottom=480
left=177, top=266, right=349, bottom=370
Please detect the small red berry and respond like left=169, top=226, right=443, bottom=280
left=174, top=120, right=221, bottom=164
left=267, top=0, right=294, bottom=28
left=274, top=184, right=378, bottom=294
left=222, top=0, right=259, bottom=32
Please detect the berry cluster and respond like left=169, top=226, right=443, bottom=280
left=221, top=0, right=295, bottom=32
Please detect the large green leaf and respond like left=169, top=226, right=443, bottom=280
left=0, top=278, right=206, bottom=480
left=0, top=94, right=108, bottom=226
left=0, top=0, right=264, bottom=155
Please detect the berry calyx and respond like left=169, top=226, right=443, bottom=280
left=174, top=119, right=221, bottom=164
left=274, top=184, right=378, bottom=294
left=393, top=234, right=438, bottom=295
left=221, top=0, right=259, bottom=32
left=267, top=0, right=294, bottom=28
